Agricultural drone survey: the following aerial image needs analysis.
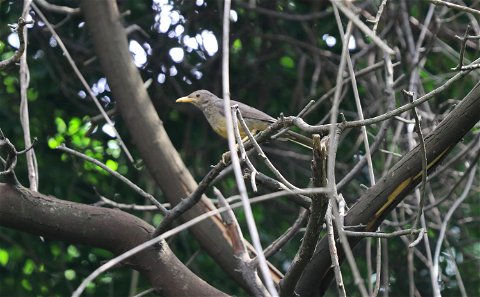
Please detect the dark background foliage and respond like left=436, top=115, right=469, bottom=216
left=1, top=0, right=479, bottom=296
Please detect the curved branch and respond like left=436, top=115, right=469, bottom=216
left=0, top=184, right=225, bottom=296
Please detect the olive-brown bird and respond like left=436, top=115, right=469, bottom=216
left=176, top=90, right=312, bottom=148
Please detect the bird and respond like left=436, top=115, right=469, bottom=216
left=175, top=90, right=312, bottom=148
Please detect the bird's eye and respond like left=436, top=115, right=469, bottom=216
left=196, top=94, right=200, bottom=98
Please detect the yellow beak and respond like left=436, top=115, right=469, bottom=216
left=176, top=96, right=196, bottom=103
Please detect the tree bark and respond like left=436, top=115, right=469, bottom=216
left=0, top=184, right=227, bottom=296
left=77, top=0, right=276, bottom=292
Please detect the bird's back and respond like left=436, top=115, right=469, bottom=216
left=213, top=99, right=275, bottom=123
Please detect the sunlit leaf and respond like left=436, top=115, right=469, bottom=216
left=280, top=56, right=295, bottom=69
left=105, top=159, right=118, bottom=171
left=48, top=137, right=58, bottom=149
left=64, top=269, right=76, bottom=280
left=22, top=259, right=35, bottom=275
left=55, top=117, right=67, bottom=134
left=67, top=245, right=80, bottom=258
left=0, top=249, right=9, bottom=266
left=232, top=38, right=242, bottom=53
left=68, top=117, right=82, bottom=135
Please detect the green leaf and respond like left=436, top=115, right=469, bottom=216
left=105, top=159, right=118, bottom=171
left=0, top=249, right=9, bottom=266
left=64, top=269, right=76, bottom=280
left=101, top=275, right=112, bottom=284
left=68, top=117, right=82, bottom=135
left=232, top=39, right=242, bottom=53
left=6, top=84, right=16, bottom=94
left=72, top=134, right=90, bottom=148
left=48, top=137, right=58, bottom=149
left=0, top=41, right=5, bottom=53
left=280, top=56, right=295, bottom=69
left=27, top=88, right=39, bottom=101
left=0, top=51, right=14, bottom=61
left=21, top=279, right=32, bottom=291
left=55, top=117, right=67, bottom=134
left=3, top=75, right=16, bottom=87
left=50, top=244, right=61, bottom=257
left=88, top=253, right=97, bottom=262
left=23, top=259, right=35, bottom=275
left=86, top=282, right=96, bottom=293
left=67, top=245, right=80, bottom=258
left=41, top=285, right=49, bottom=294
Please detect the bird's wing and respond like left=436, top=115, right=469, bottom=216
left=214, top=99, right=275, bottom=123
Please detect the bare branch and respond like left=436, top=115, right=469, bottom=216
left=56, top=145, right=168, bottom=215
left=0, top=18, right=33, bottom=69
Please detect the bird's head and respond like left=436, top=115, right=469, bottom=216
left=175, top=90, right=218, bottom=109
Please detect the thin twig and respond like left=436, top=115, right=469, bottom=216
left=326, top=203, right=346, bottom=297
left=95, top=194, right=170, bottom=211
left=131, top=288, right=155, bottom=297
left=221, top=0, right=275, bottom=294
left=231, top=106, right=258, bottom=192
left=333, top=200, right=369, bottom=297
left=288, top=57, right=479, bottom=133
left=408, top=228, right=425, bottom=248
left=154, top=119, right=294, bottom=236
left=271, top=99, right=315, bottom=140
left=344, top=228, right=422, bottom=238
left=237, top=109, right=301, bottom=191
left=56, top=145, right=168, bottom=215
left=32, top=3, right=135, bottom=166
left=404, top=90, right=427, bottom=235
left=425, top=152, right=480, bottom=211
left=337, top=14, right=376, bottom=187
left=262, top=208, right=308, bottom=259
left=0, top=130, right=21, bottom=185
left=0, top=18, right=33, bottom=69
left=432, top=164, right=477, bottom=288
left=20, top=0, right=38, bottom=191
left=452, top=25, right=471, bottom=71
left=370, top=0, right=388, bottom=35
left=34, top=0, right=80, bottom=14
left=251, top=171, right=311, bottom=209
left=371, top=236, right=382, bottom=297
left=331, top=0, right=395, bottom=55
left=329, top=7, right=365, bottom=297
left=71, top=187, right=330, bottom=297
left=234, top=0, right=331, bottom=21
left=428, top=0, right=480, bottom=17
left=305, top=61, right=397, bottom=117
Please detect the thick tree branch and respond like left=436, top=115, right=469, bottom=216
left=0, top=184, right=225, bottom=296
left=78, top=0, right=281, bottom=291
left=295, top=80, right=480, bottom=296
